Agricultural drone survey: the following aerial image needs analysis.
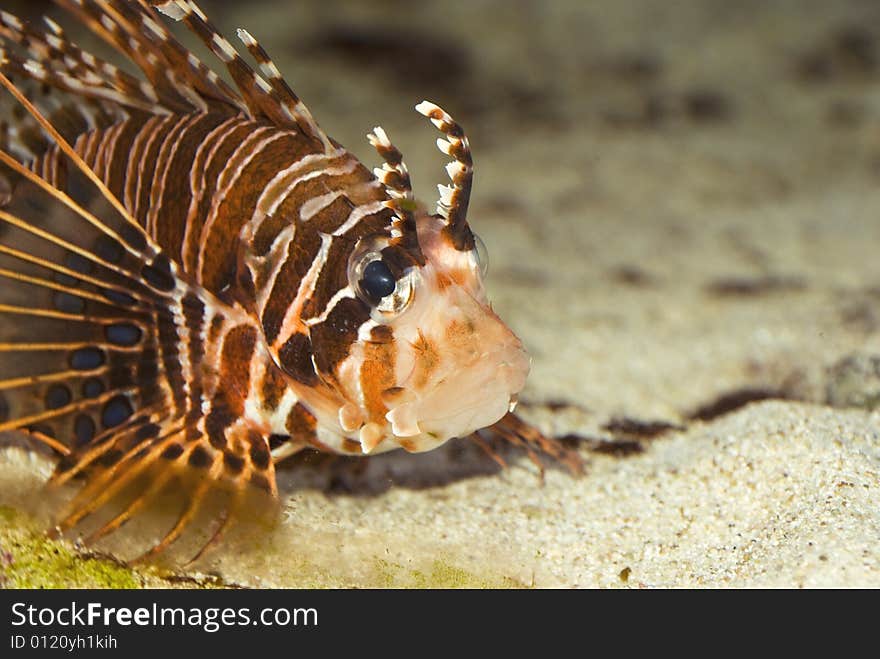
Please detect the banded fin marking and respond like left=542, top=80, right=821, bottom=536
left=2, top=0, right=276, bottom=128
left=56, top=0, right=223, bottom=115
left=153, top=0, right=332, bottom=149
left=234, top=27, right=332, bottom=151
left=477, top=412, right=584, bottom=480
left=0, top=68, right=277, bottom=561
left=0, top=11, right=165, bottom=115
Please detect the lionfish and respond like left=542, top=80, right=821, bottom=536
left=0, top=0, right=579, bottom=562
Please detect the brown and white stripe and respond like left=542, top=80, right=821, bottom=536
left=0, top=0, right=572, bottom=563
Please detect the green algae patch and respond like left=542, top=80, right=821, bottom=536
left=0, top=504, right=522, bottom=589
left=0, top=506, right=238, bottom=589
left=240, top=552, right=524, bottom=588
left=0, top=506, right=141, bottom=588
left=275, top=555, right=340, bottom=589
left=371, top=557, right=525, bottom=588
left=410, top=559, right=524, bottom=588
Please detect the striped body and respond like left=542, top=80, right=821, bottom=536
left=0, top=0, right=579, bottom=562
left=34, top=111, right=410, bottom=458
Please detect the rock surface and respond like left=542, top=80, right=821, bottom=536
left=1, top=0, right=879, bottom=587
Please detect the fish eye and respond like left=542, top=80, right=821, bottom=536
left=348, top=237, right=418, bottom=320
left=360, top=259, right=396, bottom=304
left=473, top=232, right=489, bottom=278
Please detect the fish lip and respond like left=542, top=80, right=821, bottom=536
left=384, top=405, right=421, bottom=438
left=376, top=338, right=529, bottom=446
left=384, top=380, right=521, bottom=442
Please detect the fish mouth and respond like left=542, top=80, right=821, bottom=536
left=375, top=350, right=529, bottom=453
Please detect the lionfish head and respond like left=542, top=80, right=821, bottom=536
left=309, top=102, right=529, bottom=455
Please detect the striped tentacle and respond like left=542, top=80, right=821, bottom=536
left=415, top=101, right=475, bottom=251
left=367, top=126, right=424, bottom=261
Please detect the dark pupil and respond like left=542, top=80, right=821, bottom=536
left=360, top=260, right=396, bottom=303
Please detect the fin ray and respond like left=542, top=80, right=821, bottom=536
left=0, top=1, right=287, bottom=561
